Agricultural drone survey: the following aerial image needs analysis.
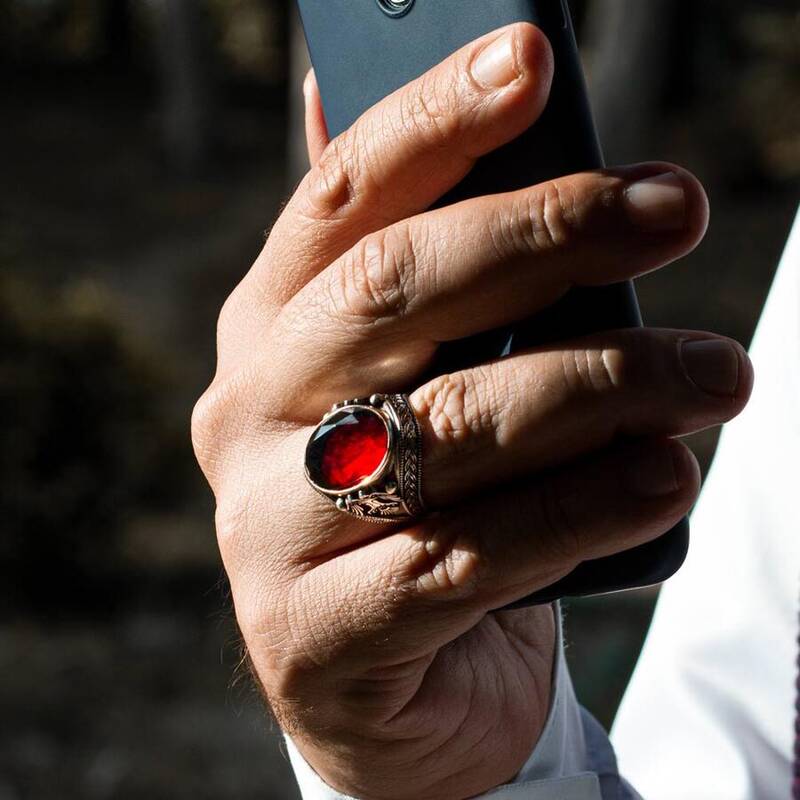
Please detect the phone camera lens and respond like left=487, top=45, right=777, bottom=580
left=375, top=0, right=415, bottom=17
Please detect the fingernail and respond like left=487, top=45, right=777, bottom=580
left=681, top=339, right=741, bottom=397
left=627, top=443, right=681, bottom=498
left=471, top=31, right=519, bottom=89
left=623, top=172, right=686, bottom=232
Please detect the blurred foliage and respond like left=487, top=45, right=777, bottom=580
left=0, top=0, right=288, bottom=82
left=733, top=6, right=800, bottom=181
left=0, top=0, right=132, bottom=65
left=0, top=269, right=194, bottom=614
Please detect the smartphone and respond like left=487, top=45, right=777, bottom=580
left=296, top=0, right=689, bottom=606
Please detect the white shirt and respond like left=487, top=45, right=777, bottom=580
left=612, top=209, right=800, bottom=798
left=287, top=208, right=800, bottom=799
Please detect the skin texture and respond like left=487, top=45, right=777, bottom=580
left=192, top=24, right=754, bottom=800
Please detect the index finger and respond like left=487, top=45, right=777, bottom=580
left=255, top=23, right=554, bottom=309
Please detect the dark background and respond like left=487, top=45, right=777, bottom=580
left=1, top=1, right=798, bottom=798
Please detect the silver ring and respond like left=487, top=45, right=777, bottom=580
left=305, top=394, right=424, bottom=523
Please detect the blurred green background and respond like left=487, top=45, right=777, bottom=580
left=1, top=1, right=798, bottom=798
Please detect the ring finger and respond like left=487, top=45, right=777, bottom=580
left=245, top=325, right=751, bottom=563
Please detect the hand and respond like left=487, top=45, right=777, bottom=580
left=192, top=23, right=752, bottom=800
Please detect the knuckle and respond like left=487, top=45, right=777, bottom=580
left=558, top=341, right=638, bottom=397
left=306, top=134, right=360, bottom=217
left=330, top=226, right=417, bottom=323
left=191, top=382, right=229, bottom=478
left=520, top=180, right=580, bottom=252
left=513, top=174, right=624, bottom=256
left=419, top=368, right=500, bottom=449
left=191, top=367, right=257, bottom=481
left=399, top=72, right=464, bottom=148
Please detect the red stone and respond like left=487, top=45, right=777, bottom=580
left=307, top=408, right=389, bottom=491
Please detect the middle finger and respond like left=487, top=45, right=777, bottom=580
left=267, top=162, right=708, bottom=415
left=410, top=327, right=751, bottom=507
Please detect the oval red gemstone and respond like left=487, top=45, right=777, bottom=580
left=306, top=408, right=390, bottom=491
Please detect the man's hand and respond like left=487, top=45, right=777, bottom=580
left=192, top=24, right=753, bottom=800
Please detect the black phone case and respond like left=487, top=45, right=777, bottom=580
left=296, top=0, right=689, bottom=606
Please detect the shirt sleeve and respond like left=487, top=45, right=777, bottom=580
left=286, top=605, right=639, bottom=800
left=611, top=208, right=800, bottom=799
